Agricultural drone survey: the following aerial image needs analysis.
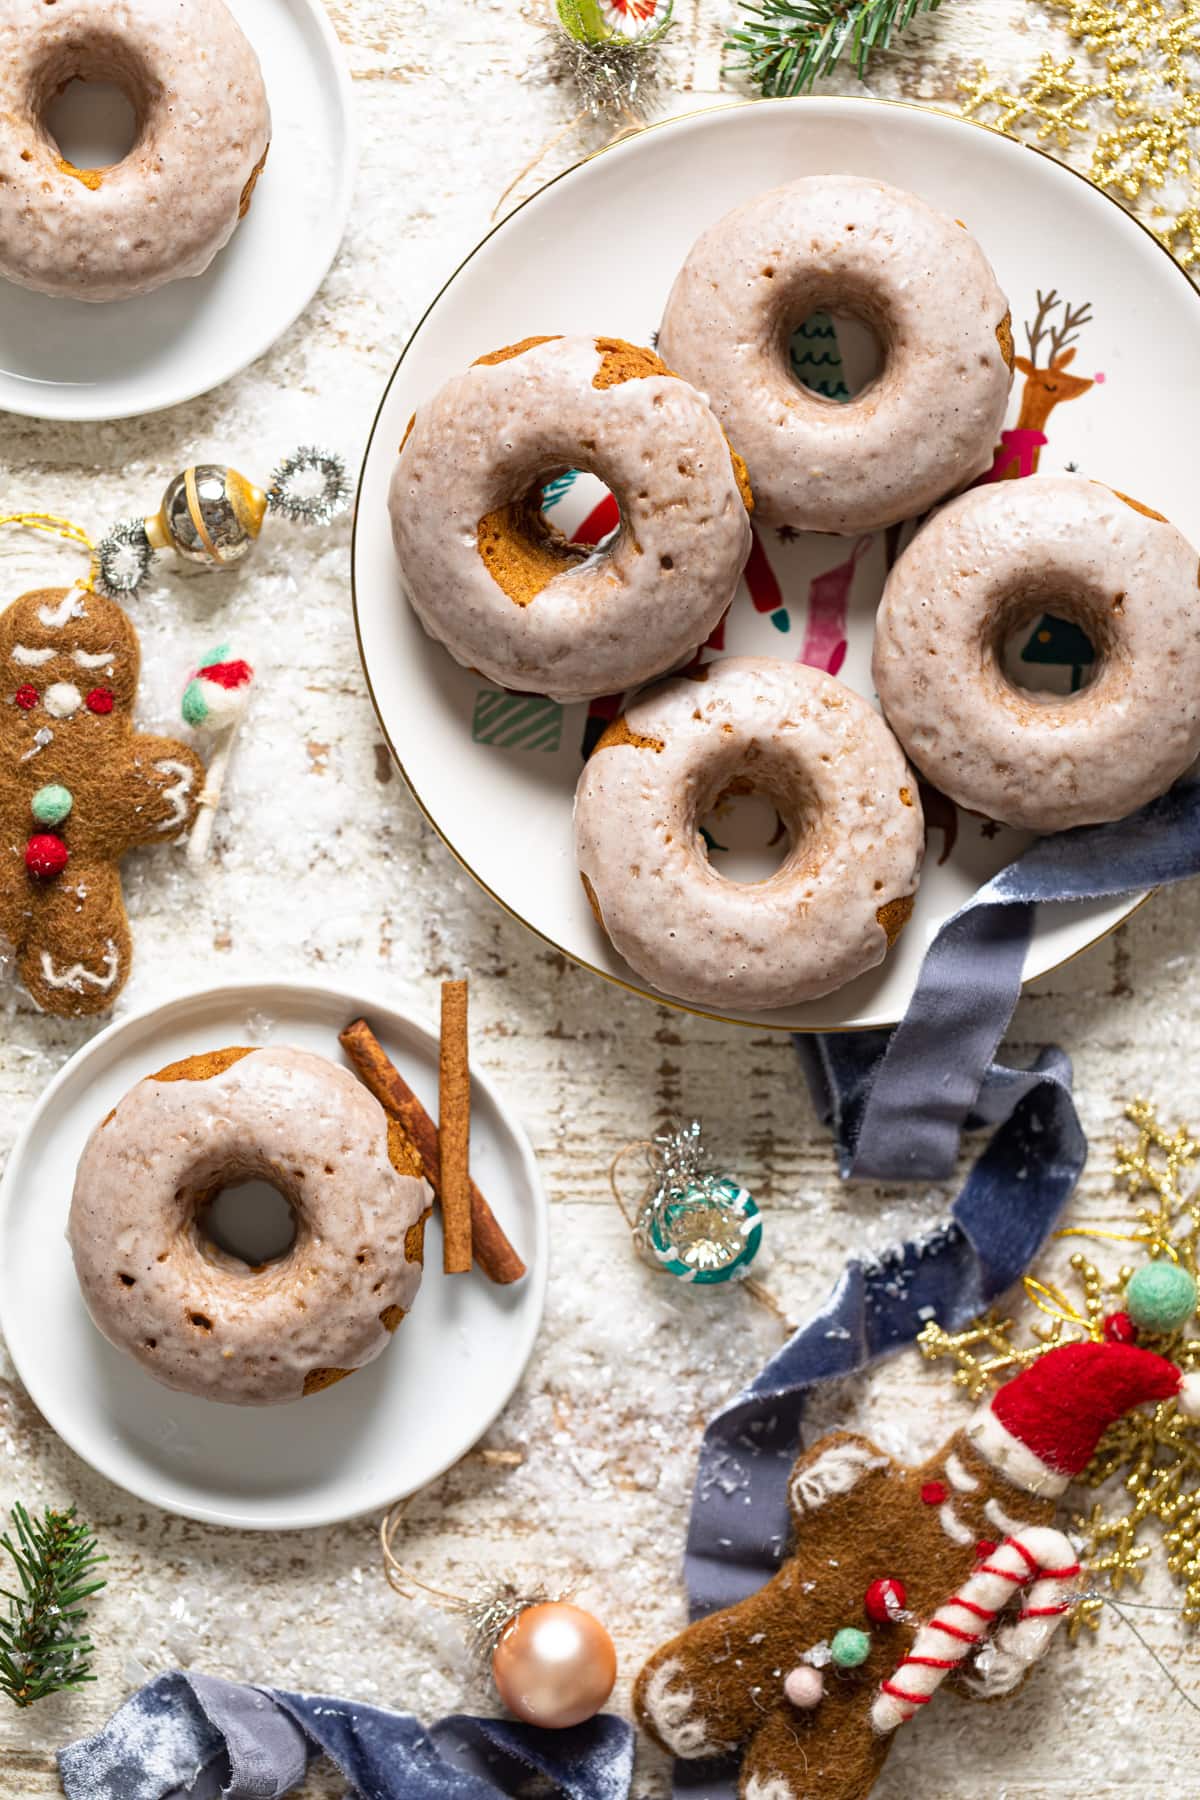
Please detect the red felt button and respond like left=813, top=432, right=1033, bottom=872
left=25, top=834, right=69, bottom=879
left=864, top=1578, right=907, bottom=1624
left=975, top=1539, right=998, bottom=1561
left=1104, top=1309, right=1137, bottom=1344
left=14, top=685, right=37, bottom=711
left=86, top=687, right=114, bottom=715
left=920, top=1481, right=947, bottom=1506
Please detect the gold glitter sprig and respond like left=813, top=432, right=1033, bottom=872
left=959, top=1, right=1200, bottom=268
left=921, top=1101, right=1200, bottom=1633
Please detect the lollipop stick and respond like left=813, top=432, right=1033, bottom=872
left=187, top=725, right=238, bottom=866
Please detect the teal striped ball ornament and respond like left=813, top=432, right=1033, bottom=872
left=635, top=1121, right=762, bottom=1286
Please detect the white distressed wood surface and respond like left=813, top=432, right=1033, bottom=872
left=2, top=2, right=1199, bottom=1793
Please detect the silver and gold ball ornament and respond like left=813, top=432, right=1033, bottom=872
left=94, top=447, right=350, bottom=598
left=148, top=464, right=266, bottom=569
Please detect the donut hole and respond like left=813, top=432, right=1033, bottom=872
left=698, top=778, right=797, bottom=884
left=480, top=462, right=627, bottom=606
left=32, top=34, right=151, bottom=177
left=992, top=593, right=1104, bottom=701
left=790, top=308, right=884, bottom=403
left=198, top=1178, right=298, bottom=1269
left=43, top=77, right=138, bottom=172
left=538, top=469, right=621, bottom=551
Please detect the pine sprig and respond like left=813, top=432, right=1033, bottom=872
left=725, top=0, right=946, bottom=98
left=0, top=1505, right=106, bottom=1707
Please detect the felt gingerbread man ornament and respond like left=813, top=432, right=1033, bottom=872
left=636, top=1340, right=1200, bottom=1800
left=0, top=585, right=205, bottom=1016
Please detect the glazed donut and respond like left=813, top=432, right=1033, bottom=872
left=658, top=177, right=1013, bottom=534
left=389, top=335, right=753, bottom=703
left=574, top=657, right=925, bottom=1010
left=67, top=1046, right=430, bottom=1405
left=0, top=0, right=270, bottom=302
left=872, top=476, right=1200, bottom=832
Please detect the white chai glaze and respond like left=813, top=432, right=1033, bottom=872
left=574, top=657, right=925, bottom=1010
left=389, top=335, right=752, bottom=703
left=659, top=176, right=1013, bottom=534
left=873, top=475, right=1200, bottom=831
left=0, top=0, right=270, bottom=301
left=68, top=1047, right=430, bottom=1405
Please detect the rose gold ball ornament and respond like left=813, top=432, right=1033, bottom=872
left=491, top=1601, right=617, bottom=1729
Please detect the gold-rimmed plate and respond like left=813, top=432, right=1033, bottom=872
left=353, top=97, right=1189, bottom=1030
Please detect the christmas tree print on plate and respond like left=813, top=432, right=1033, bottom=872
left=354, top=99, right=1195, bottom=1028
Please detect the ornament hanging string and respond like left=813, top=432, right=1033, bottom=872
left=492, top=0, right=675, bottom=219
left=380, top=1449, right=620, bottom=1730
left=379, top=1448, right=542, bottom=1653
left=1021, top=1273, right=1095, bottom=1335
left=1088, top=1592, right=1200, bottom=1717
left=0, top=512, right=97, bottom=589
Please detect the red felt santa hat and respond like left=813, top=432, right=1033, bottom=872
left=967, top=1341, right=1200, bottom=1497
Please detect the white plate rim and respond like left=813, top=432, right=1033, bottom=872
left=0, top=976, right=549, bottom=1529
left=0, top=0, right=357, bottom=423
left=351, top=95, right=1168, bottom=1035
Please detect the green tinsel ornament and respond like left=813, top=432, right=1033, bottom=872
left=550, top=0, right=675, bottom=119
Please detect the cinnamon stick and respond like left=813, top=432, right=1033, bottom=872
left=439, top=981, right=472, bottom=1274
left=339, top=1016, right=526, bottom=1285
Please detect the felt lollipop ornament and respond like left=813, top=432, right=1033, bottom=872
left=381, top=1455, right=617, bottom=1729
left=181, top=646, right=255, bottom=866
left=93, top=448, right=349, bottom=598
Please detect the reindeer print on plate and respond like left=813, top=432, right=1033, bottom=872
left=354, top=98, right=1200, bottom=1029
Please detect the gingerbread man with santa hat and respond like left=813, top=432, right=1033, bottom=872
left=636, top=1339, right=1200, bottom=1800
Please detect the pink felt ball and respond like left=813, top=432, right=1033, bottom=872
left=783, top=1665, right=824, bottom=1709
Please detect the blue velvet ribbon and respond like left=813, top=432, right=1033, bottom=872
left=58, top=1670, right=635, bottom=1800
left=58, top=788, right=1200, bottom=1800
left=674, top=779, right=1200, bottom=1797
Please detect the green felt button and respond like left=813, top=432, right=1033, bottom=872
left=830, top=1627, right=871, bottom=1669
left=31, top=785, right=72, bottom=827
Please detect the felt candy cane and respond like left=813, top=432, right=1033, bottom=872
left=871, top=1527, right=1081, bottom=1734
left=182, top=646, right=255, bottom=866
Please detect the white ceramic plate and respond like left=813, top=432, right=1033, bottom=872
left=353, top=98, right=1194, bottom=1030
left=0, top=0, right=353, bottom=421
left=0, top=981, right=547, bottom=1529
